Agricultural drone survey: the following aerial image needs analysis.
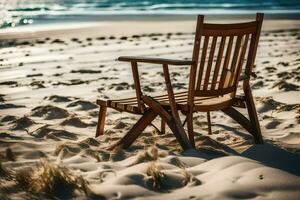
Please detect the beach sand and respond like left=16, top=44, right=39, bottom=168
left=0, top=18, right=300, bottom=199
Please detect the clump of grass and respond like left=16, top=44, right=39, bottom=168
left=15, top=160, right=89, bottom=198
left=170, top=157, right=186, bottom=168
left=181, top=168, right=201, bottom=186
left=146, top=161, right=165, bottom=190
left=132, top=146, right=159, bottom=165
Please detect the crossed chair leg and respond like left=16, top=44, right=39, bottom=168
left=106, top=96, right=193, bottom=151
left=222, top=87, right=263, bottom=144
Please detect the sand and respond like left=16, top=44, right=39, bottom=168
left=0, top=18, right=300, bottom=199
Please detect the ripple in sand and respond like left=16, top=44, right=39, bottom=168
left=257, top=97, right=300, bottom=114
left=272, top=80, right=299, bottom=91
left=31, top=105, right=69, bottom=120
left=0, top=132, right=23, bottom=140
left=12, top=116, right=35, bottom=130
left=0, top=103, right=25, bottom=109
left=1, top=115, right=17, bottom=122
left=257, top=97, right=282, bottom=113
left=60, top=117, right=95, bottom=128
left=67, top=100, right=97, bottom=110
left=79, top=137, right=100, bottom=146
left=31, top=125, right=78, bottom=140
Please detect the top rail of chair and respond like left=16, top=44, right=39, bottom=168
left=201, top=21, right=260, bottom=36
left=203, top=21, right=258, bottom=30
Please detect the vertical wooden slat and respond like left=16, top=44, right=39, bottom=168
left=131, top=62, right=144, bottom=112
left=196, top=36, right=209, bottom=90
left=211, top=36, right=226, bottom=90
left=228, top=36, right=243, bottom=87
left=218, top=36, right=234, bottom=89
left=188, top=15, right=204, bottom=106
left=245, top=13, right=264, bottom=76
left=203, top=36, right=217, bottom=90
left=231, top=34, right=250, bottom=87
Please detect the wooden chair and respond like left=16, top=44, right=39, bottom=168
left=96, top=13, right=264, bottom=150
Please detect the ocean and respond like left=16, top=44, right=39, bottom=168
left=1, top=0, right=300, bottom=28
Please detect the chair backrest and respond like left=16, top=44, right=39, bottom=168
left=188, top=13, right=263, bottom=101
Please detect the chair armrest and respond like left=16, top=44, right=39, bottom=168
left=118, top=56, right=195, bottom=66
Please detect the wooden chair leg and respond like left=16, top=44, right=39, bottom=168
left=244, top=86, right=264, bottom=144
left=187, top=111, right=195, bottom=147
left=95, top=106, right=107, bottom=137
left=107, top=109, right=158, bottom=150
left=143, top=96, right=193, bottom=150
left=207, top=112, right=212, bottom=135
left=161, top=119, right=166, bottom=134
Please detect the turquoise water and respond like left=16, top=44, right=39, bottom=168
left=1, top=0, right=300, bottom=28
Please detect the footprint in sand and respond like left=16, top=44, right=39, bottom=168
left=79, top=137, right=100, bottom=146
left=30, top=81, right=46, bottom=89
left=31, top=125, right=78, bottom=140
left=252, top=81, right=265, bottom=89
left=70, top=69, right=102, bottom=74
left=258, top=97, right=300, bottom=114
left=0, top=81, right=18, bottom=86
left=0, top=103, right=25, bottom=109
left=272, top=80, right=300, bottom=91
left=1, top=115, right=16, bottom=123
left=31, top=105, right=69, bottom=119
left=0, top=132, right=23, bottom=140
left=67, top=100, right=97, bottom=110
left=11, top=116, right=35, bottom=130
left=265, top=66, right=277, bottom=73
left=108, top=82, right=133, bottom=91
left=0, top=94, right=5, bottom=102
left=44, top=95, right=73, bottom=102
left=113, top=121, right=128, bottom=129
left=265, top=119, right=282, bottom=129
left=26, top=73, right=43, bottom=78
left=60, top=117, right=95, bottom=128
left=257, top=97, right=281, bottom=113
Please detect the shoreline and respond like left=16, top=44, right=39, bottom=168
left=0, top=17, right=299, bottom=41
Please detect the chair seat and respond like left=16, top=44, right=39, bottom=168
left=96, top=91, right=240, bottom=114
